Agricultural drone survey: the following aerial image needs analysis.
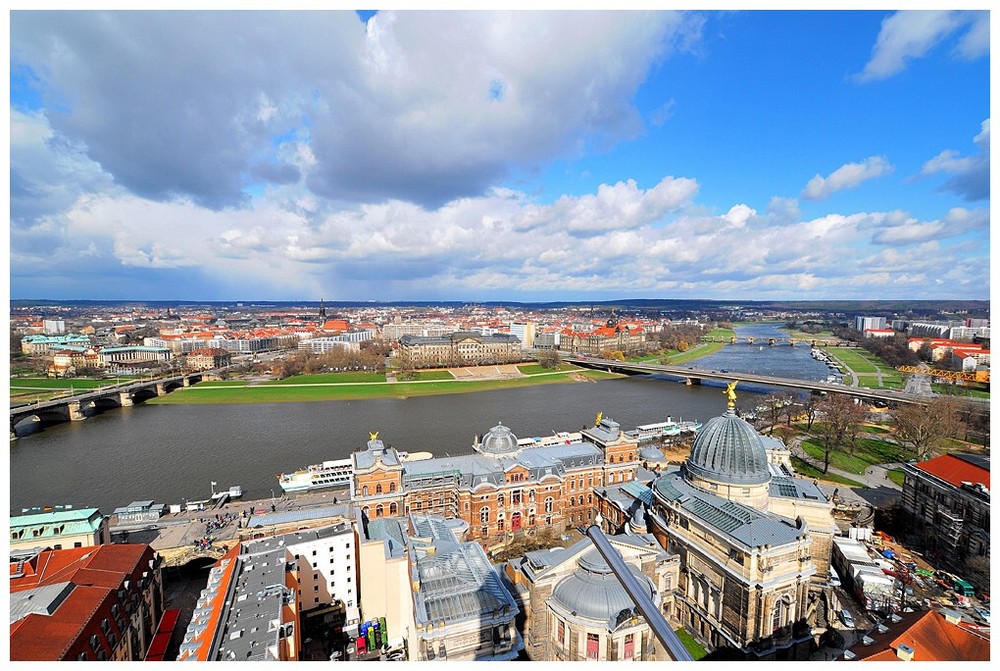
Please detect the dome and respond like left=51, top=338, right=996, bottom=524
left=551, top=549, right=654, bottom=626
left=686, top=408, right=770, bottom=486
left=478, top=423, right=519, bottom=456
left=639, top=446, right=665, bottom=462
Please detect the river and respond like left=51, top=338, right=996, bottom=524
left=10, top=323, right=832, bottom=515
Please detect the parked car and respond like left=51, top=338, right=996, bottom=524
left=840, top=609, right=855, bottom=629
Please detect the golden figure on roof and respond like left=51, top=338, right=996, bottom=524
left=595, top=411, right=603, bottom=426
left=724, top=381, right=738, bottom=408
left=369, top=431, right=379, bottom=441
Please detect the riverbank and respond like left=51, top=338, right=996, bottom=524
left=147, top=366, right=623, bottom=405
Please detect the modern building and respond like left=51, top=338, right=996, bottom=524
left=10, top=544, right=164, bottom=661
left=351, top=416, right=643, bottom=545
left=854, top=316, right=887, bottom=332
left=99, top=345, right=172, bottom=367
left=43, top=318, right=67, bottom=335
left=10, top=506, right=111, bottom=552
left=395, top=331, right=525, bottom=368
left=508, top=322, right=536, bottom=350
left=900, top=453, right=990, bottom=574
left=504, top=531, right=679, bottom=661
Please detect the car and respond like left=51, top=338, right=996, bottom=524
left=840, top=609, right=855, bottom=629
left=829, top=570, right=842, bottom=588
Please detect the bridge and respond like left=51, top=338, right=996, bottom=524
left=563, top=356, right=926, bottom=405
left=702, top=336, right=849, bottom=347
left=10, top=372, right=208, bottom=439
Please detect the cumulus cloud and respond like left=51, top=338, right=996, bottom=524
left=855, top=10, right=989, bottom=83
left=11, top=10, right=702, bottom=210
left=801, top=156, right=893, bottom=201
left=921, top=119, right=990, bottom=201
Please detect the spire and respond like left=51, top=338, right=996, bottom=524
left=318, top=298, right=327, bottom=322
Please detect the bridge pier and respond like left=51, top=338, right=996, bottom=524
left=685, top=377, right=701, bottom=386
left=768, top=338, right=776, bottom=346
left=730, top=336, right=736, bottom=345
left=155, top=383, right=166, bottom=396
left=182, top=377, right=190, bottom=387
left=747, top=337, right=754, bottom=345
left=119, top=392, right=134, bottom=407
left=67, top=401, right=87, bottom=421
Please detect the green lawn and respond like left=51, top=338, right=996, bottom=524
left=516, top=363, right=577, bottom=374
left=147, top=369, right=619, bottom=404
left=801, top=436, right=914, bottom=475
left=406, top=370, right=455, bottom=381
left=886, top=469, right=906, bottom=487
left=9, top=378, right=110, bottom=390
left=791, top=457, right=865, bottom=487
left=261, top=372, right=386, bottom=385
left=705, top=327, right=736, bottom=340
left=673, top=628, right=708, bottom=661
left=932, top=383, right=990, bottom=399
left=828, top=348, right=878, bottom=373
left=662, top=341, right=726, bottom=364
left=862, top=425, right=891, bottom=435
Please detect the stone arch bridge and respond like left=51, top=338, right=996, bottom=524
left=10, top=372, right=206, bottom=439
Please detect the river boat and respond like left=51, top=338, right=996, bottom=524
left=278, top=458, right=354, bottom=493
left=210, top=485, right=243, bottom=501
left=516, top=431, right=583, bottom=449
left=678, top=419, right=702, bottom=433
left=634, top=419, right=682, bottom=442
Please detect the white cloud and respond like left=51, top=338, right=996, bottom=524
left=855, top=10, right=989, bottom=83
left=920, top=119, right=990, bottom=201
left=801, top=156, right=893, bottom=201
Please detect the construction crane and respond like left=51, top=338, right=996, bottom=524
left=897, top=365, right=989, bottom=384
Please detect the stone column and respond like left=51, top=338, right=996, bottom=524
left=120, top=392, right=134, bottom=407
left=67, top=401, right=87, bottom=421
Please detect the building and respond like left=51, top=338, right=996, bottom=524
left=283, top=522, right=360, bottom=619
left=10, top=506, right=111, bottom=552
left=843, top=609, right=989, bottom=661
left=177, top=538, right=301, bottom=661
left=831, top=537, right=894, bottom=612
left=112, top=500, right=167, bottom=525
left=99, top=345, right=172, bottom=368
left=351, top=416, right=643, bottom=544
left=504, top=532, right=679, bottom=661
left=854, top=316, right=887, bottom=332
left=358, top=516, right=420, bottom=660
left=900, top=453, right=990, bottom=573
left=508, top=322, right=536, bottom=350
left=43, top=318, right=67, bottom=335
left=395, top=331, right=525, bottom=368
left=559, top=322, right=647, bottom=357
left=10, top=544, right=164, bottom=661
left=20, top=333, right=92, bottom=354
left=407, top=515, right=522, bottom=661
left=637, top=392, right=835, bottom=659
left=297, top=336, right=363, bottom=354
left=186, top=347, right=233, bottom=370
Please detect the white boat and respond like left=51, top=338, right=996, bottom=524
left=635, top=419, right=682, bottom=442
left=211, top=485, right=243, bottom=500
left=278, top=458, right=353, bottom=493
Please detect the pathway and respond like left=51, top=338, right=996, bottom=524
left=786, top=435, right=902, bottom=491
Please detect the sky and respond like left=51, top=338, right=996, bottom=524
left=7, top=6, right=992, bottom=302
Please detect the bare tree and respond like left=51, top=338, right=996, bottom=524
left=801, top=393, right=821, bottom=432
left=892, top=397, right=963, bottom=460
left=759, top=394, right=787, bottom=436
left=813, top=394, right=867, bottom=473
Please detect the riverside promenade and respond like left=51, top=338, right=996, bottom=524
left=109, top=488, right=351, bottom=566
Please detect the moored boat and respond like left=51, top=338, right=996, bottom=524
left=278, top=458, right=353, bottom=493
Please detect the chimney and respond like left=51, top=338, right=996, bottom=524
left=896, top=643, right=915, bottom=661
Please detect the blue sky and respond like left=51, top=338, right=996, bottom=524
left=8, top=8, right=990, bottom=301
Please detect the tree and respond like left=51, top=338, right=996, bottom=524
left=759, top=394, right=788, bottom=435
left=891, top=397, right=963, bottom=460
left=813, top=394, right=866, bottom=473
left=537, top=349, right=561, bottom=369
left=801, top=393, right=821, bottom=432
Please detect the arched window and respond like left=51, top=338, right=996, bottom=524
left=389, top=482, right=396, bottom=493
left=544, top=497, right=554, bottom=513
left=375, top=504, right=384, bottom=518
left=609, top=472, right=616, bottom=483
left=362, top=506, right=370, bottom=517
left=569, top=496, right=575, bottom=507
left=480, top=507, right=490, bottom=524
left=529, top=490, right=535, bottom=503
left=389, top=502, right=398, bottom=515
left=376, top=483, right=383, bottom=495
left=498, top=493, right=505, bottom=507
left=362, top=485, right=369, bottom=497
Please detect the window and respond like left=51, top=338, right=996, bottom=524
left=498, top=493, right=505, bottom=507
left=389, top=482, right=396, bottom=493
left=544, top=497, right=554, bottom=513
left=375, top=504, right=384, bottom=518
left=312, top=550, right=317, bottom=556
left=314, top=585, right=319, bottom=592
left=390, top=502, right=398, bottom=515
left=54, top=544, right=62, bottom=550
left=376, top=483, right=383, bottom=495
left=624, top=633, right=634, bottom=659
left=558, top=619, right=565, bottom=645
left=570, top=480, right=575, bottom=490
left=480, top=507, right=490, bottom=524
left=362, top=485, right=369, bottom=496
left=586, top=633, right=600, bottom=659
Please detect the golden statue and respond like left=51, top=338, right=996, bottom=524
left=595, top=411, right=603, bottom=426
left=369, top=431, right=379, bottom=441
left=724, top=381, right=738, bottom=408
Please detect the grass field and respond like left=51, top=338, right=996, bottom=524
left=886, top=469, right=906, bottom=487
left=400, top=370, right=454, bottom=381
left=516, top=363, right=576, bottom=374
left=662, top=341, right=726, bottom=364
left=261, top=372, right=386, bottom=385
left=9, top=378, right=110, bottom=390
left=705, top=327, right=736, bottom=340
left=147, top=369, right=620, bottom=404
left=791, top=456, right=865, bottom=487
left=800, top=435, right=913, bottom=475
left=828, top=348, right=878, bottom=373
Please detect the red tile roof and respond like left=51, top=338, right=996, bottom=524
left=916, top=453, right=990, bottom=489
left=849, top=609, right=990, bottom=661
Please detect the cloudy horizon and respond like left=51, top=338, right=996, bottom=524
left=9, top=9, right=990, bottom=302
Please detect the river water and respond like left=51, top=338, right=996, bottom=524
left=10, top=323, right=832, bottom=515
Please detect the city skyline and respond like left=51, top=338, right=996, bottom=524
left=9, top=7, right=991, bottom=302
